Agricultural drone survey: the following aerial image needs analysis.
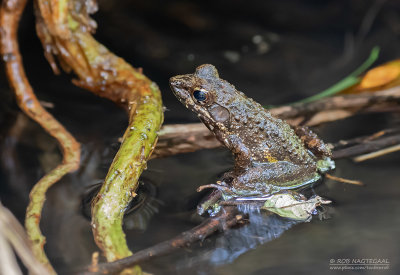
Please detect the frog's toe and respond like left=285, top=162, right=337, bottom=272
left=197, top=183, right=233, bottom=194
left=317, top=157, right=336, bottom=173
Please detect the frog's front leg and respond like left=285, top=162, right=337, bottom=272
left=197, top=189, right=222, bottom=216
left=226, top=135, right=252, bottom=168
left=294, top=125, right=331, bottom=158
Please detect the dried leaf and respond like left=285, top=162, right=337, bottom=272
left=261, top=193, right=331, bottom=221
left=342, top=59, right=400, bottom=94
left=360, top=60, right=400, bottom=89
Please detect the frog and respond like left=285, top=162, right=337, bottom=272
left=169, top=64, right=335, bottom=213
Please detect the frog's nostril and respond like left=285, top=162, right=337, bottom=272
left=169, top=77, right=179, bottom=87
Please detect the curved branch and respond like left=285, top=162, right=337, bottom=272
left=34, top=0, right=164, bottom=269
left=0, top=0, right=80, bottom=272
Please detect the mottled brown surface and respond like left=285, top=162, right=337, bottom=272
left=169, top=64, right=333, bottom=197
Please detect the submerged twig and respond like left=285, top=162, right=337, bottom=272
left=77, top=207, right=241, bottom=275
left=0, top=0, right=80, bottom=272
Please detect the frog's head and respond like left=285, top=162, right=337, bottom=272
left=169, top=64, right=237, bottom=135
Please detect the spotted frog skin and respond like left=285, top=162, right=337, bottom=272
left=169, top=64, right=334, bottom=200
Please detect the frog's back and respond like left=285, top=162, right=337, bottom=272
left=228, top=94, right=315, bottom=166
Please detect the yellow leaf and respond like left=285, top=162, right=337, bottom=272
left=359, top=60, right=400, bottom=89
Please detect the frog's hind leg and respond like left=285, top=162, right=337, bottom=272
left=294, top=125, right=331, bottom=158
left=230, top=161, right=321, bottom=196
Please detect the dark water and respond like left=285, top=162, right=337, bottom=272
left=1, top=1, right=400, bottom=274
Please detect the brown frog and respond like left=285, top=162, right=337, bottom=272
left=169, top=64, right=335, bottom=206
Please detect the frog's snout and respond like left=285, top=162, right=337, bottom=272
left=169, top=75, right=193, bottom=101
left=168, top=76, right=180, bottom=91
left=169, top=76, right=179, bottom=85
left=169, top=78, right=184, bottom=98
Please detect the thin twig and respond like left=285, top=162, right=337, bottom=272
left=353, top=143, right=400, bottom=162
left=332, top=127, right=400, bottom=150
left=332, top=133, right=400, bottom=159
left=325, top=173, right=363, bottom=186
left=76, top=207, right=241, bottom=275
left=0, top=0, right=80, bottom=272
left=0, top=202, right=50, bottom=275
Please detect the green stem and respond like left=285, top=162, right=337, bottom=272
left=91, top=86, right=163, bottom=263
left=34, top=1, right=164, bottom=273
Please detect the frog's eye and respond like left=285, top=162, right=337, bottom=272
left=193, top=89, right=208, bottom=103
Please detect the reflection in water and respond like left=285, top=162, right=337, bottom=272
left=177, top=209, right=301, bottom=271
left=81, top=178, right=162, bottom=231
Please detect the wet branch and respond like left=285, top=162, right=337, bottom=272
left=33, top=0, right=164, bottom=271
left=0, top=0, right=81, bottom=272
left=77, top=207, right=242, bottom=275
